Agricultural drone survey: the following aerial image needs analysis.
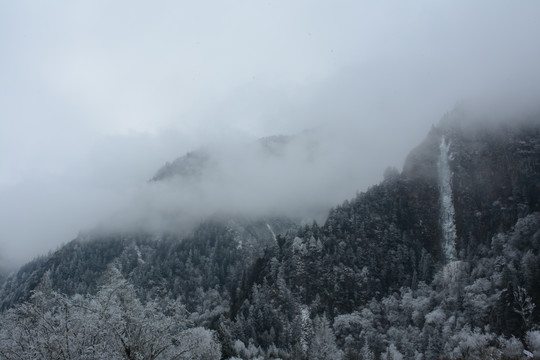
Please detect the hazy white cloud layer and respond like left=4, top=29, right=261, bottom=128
left=1, top=1, right=540, bottom=267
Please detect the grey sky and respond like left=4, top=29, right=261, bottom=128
left=1, top=1, right=540, bottom=267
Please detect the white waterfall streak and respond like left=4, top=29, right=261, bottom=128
left=266, top=223, right=277, bottom=242
left=438, top=136, right=457, bottom=261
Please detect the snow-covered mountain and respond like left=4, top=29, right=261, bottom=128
left=1, top=106, right=540, bottom=359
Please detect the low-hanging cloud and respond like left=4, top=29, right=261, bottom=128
left=2, top=1, right=540, bottom=268
left=97, top=129, right=375, bottom=235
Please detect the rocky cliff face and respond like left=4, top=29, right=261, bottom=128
left=403, top=109, right=540, bottom=260
left=445, top=116, right=540, bottom=253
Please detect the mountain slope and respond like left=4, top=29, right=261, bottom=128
left=227, top=109, right=540, bottom=357
left=1, top=107, right=540, bottom=359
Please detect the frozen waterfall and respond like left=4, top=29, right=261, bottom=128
left=438, top=136, right=457, bottom=261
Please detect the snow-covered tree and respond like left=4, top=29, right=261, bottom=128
left=0, top=268, right=221, bottom=360
left=307, top=315, right=342, bottom=360
left=499, top=336, right=524, bottom=359
left=381, top=343, right=404, bottom=360
left=513, top=286, right=536, bottom=331
left=525, top=330, right=540, bottom=359
left=446, top=325, right=496, bottom=360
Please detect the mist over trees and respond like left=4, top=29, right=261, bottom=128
left=2, top=0, right=540, bottom=358
left=1, top=111, right=539, bottom=359
left=97, top=130, right=380, bottom=236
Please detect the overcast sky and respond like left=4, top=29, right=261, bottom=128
left=1, top=1, right=540, bottom=267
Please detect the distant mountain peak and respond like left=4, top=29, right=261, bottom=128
left=151, top=150, right=210, bottom=181
left=150, top=131, right=318, bottom=182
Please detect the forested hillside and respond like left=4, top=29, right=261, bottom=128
left=1, top=109, right=540, bottom=359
